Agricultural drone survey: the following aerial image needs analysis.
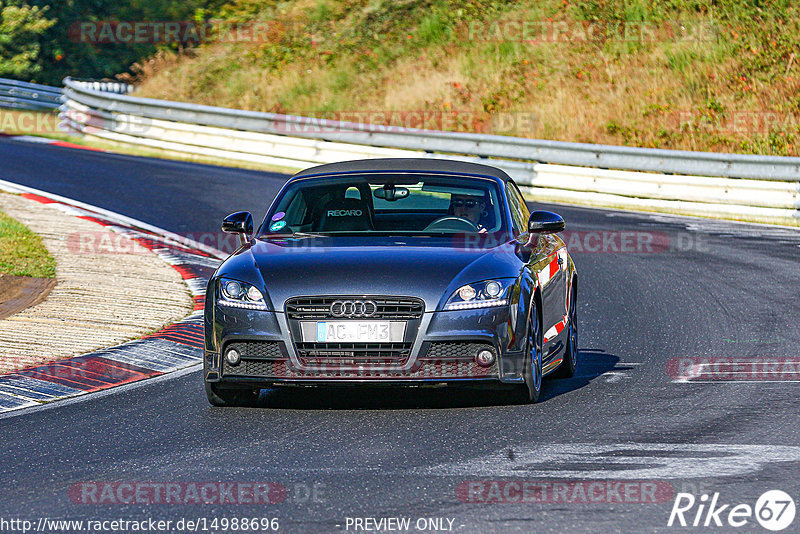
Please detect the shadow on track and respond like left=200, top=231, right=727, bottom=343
left=538, top=348, right=621, bottom=403
left=241, top=349, right=619, bottom=410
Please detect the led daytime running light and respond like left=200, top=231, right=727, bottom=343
left=218, top=298, right=268, bottom=310
left=445, top=298, right=508, bottom=311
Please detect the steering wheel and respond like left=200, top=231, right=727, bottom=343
left=423, top=216, right=479, bottom=233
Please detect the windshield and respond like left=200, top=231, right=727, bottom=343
left=259, top=174, right=507, bottom=236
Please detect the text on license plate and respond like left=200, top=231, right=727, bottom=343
left=303, top=321, right=406, bottom=342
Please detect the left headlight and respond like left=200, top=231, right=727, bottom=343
left=217, top=277, right=268, bottom=310
left=444, top=279, right=513, bottom=311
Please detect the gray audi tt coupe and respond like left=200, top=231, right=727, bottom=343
left=203, top=158, right=577, bottom=405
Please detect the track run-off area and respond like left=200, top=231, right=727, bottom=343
left=0, top=137, right=799, bottom=533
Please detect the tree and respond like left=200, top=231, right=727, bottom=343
left=0, top=0, right=54, bottom=79
left=24, top=0, right=229, bottom=85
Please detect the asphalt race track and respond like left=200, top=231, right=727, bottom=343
left=1, top=137, right=799, bottom=533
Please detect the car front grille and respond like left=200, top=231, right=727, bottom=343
left=223, top=358, right=497, bottom=379
left=284, top=296, right=423, bottom=371
left=285, top=296, right=424, bottom=320
left=295, top=342, right=412, bottom=366
left=220, top=340, right=498, bottom=379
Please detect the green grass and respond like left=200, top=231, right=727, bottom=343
left=0, top=209, right=56, bottom=278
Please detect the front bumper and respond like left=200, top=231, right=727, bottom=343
left=204, top=304, right=526, bottom=385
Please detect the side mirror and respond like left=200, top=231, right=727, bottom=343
left=528, top=211, right=565, bottom=234
left=222, top=211, right=253, bottom=246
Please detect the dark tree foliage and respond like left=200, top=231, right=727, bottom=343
left=16, top=0, right=228, bottom=84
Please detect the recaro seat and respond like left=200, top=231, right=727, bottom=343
left=313, top=197, right=373, bottom=232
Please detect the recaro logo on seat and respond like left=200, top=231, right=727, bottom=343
left=327, top=210, right=362, bottom=217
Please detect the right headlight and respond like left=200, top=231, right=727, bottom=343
left=444, top=279, right=513, bottom=310
left=218, top=277, right=268, bottom=310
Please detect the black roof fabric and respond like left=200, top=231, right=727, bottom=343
left=293, top=158, right=511, bottom=182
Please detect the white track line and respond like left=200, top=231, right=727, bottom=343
left=0, top=177, right=227, bottom=259
left=0, top=365, right=202, bottom=421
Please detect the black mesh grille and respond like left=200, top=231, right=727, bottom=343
left=425, top=342, right=493, bottom=360
left=222, top=342, right=284, bottom=377
left=296, top=342, right=411, bottom=365
left=285, top=296, right=424, bottom=320
left=239, top=359, right=273, bottom=376
left=225, top=341, right=283, bottom=360
left=223, top=358, right=283, bottom=377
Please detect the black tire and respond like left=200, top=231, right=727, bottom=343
left=513, top=297, right=543, bottom=403
left=552, top=284, right=577, bottom=379
left=205, top=381, right=260, bottom=407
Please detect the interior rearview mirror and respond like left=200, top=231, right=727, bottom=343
left=373, top=186, right=409, bottom=201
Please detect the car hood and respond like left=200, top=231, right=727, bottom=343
left=217, top=235, right=522, bottom=312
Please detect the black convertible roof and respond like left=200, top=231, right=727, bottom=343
left=293, top=158, right=512, bottom=182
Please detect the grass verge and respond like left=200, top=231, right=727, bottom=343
left=0, top=208, right=57, bottom=278
left=128, top=0, right=800, bottom=156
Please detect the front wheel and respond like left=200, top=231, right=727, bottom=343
left=205, top=381, right=260, bottom=407
left=513, top=298, right=543, bottom=403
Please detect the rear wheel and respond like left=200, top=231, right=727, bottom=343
left=205, top=381, right=260, bottom=407
left=552, top=284, right=577, bottom=379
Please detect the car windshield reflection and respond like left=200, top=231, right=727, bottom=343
left=260, top=175, right=507, bottom=237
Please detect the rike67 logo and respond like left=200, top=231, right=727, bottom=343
left=668, top=490, right=796, bottom=531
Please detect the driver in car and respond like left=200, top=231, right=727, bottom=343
left=450, top=193, right=488, bottom=233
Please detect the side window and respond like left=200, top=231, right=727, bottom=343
left=506, top=182, right=530, bottom=234
left=284, top=192, right=308, bottom=229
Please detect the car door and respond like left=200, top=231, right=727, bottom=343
left=539, top=234, right=568, bottom=348
left=506, top=183, right=568, bottom=359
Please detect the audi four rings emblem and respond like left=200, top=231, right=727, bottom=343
left=330, top=300, right=378, bottom=317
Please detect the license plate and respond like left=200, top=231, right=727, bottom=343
left=300, top=321, right=406, bottom=343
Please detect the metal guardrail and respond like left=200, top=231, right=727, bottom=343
left=0, top=78, right=62, bottom=111
left=62, top=78, right=800, bottom=182
left=59, top=77, right=800, bottom=223
left=0, top=78, right=133, bottom=111
left=67, top=79, right=134, bottom=95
